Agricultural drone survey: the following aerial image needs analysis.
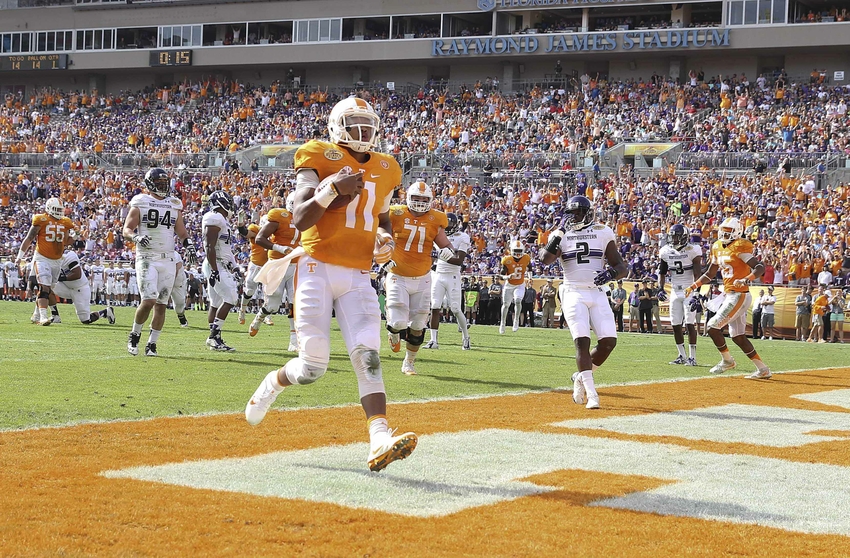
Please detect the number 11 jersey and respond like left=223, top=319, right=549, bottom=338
left=129, top=193, right=184, bottom=255
left=559, top=224, right=616, bottom=286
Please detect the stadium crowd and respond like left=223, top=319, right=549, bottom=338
left=2, top=73, right=850, bottom=323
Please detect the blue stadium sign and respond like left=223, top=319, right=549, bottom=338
left=431, top=29, right=729, bottom=56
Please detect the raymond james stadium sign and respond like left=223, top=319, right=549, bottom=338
left=431, top=29, right=729, bottom=56
left=478, top=0, right=662, bottom=9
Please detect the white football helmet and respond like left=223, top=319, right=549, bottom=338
left=407, top=181, right=433, bottom=213
left=718, top=217, right=744, bottom=245
left=45, top=197, right=64, bottom=220
left=510, top=239, right=525, bottom=258
left=285, top=192, right=296, bottom=213
left=328, top=97, right=381, bottom=153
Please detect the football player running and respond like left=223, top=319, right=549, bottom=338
left=499, top=240, right=532, bottom=334
left=52, top=250, right=115, bottom=325
left=202, top=190, right=240, bottom=352
left=123, top=168, right=196, bottom=356
left=250, top=193, right=300, bottom=352
left=238, top=216, right=269, bottom=325
left=539, top=195, right=627, bottom=409
left=16, top=197, right=76, bottom=326
left=685, top=217, right=772, bottom=379
left=245, top=96, right=417, bottom=472
left=658, top=224, right=702, bottom=366
left=383, top=181, right=455, bottom=375
left=424, top=213, right=471, bottom=350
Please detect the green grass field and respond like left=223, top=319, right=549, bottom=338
left=0, top=300, right=842, bottom=430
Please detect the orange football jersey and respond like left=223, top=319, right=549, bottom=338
left=32, top=213, right=74, bottom=260
left=248, top=223, right=268, bottom=266
left=388, top=205, right=448, bottom=277
left=295, top=140, right=402, bottom=270
left=501, top=254, right=531, bottom=286
left=266, top=208, right=299, bottom=261
left=710, top=238, right=755, bottom=293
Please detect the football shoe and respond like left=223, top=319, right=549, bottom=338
left=368, top=431, right=418, bottom=472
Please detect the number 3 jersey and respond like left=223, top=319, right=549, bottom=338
left=294, top=139, right=402, bottom=271
left=659, top=243, right=702, bottom=288
left=129, top=194, right=184, bottom=255
left=202, top=211, right=236, bottom=267
left=560, top=224, right=616, bottom=286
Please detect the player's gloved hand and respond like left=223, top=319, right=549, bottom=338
left=438, top=247, right=455, bottom=262
left=544, top=229, right=564, bottom=254
left=380, top=260, right=397, bottom=274
left=656, top=290, right=668, bottom=302
left=733, top=278, right=750, bottom=288
left=183, top=241, right=198, bottom=266
left=689, top=297, right=702, bottom=312
left=373, top=233, right=394, bottom=265
left=684, top=283, right=698, bottom=297
left=208, top=269, right=220, bottom=288
left=272, top=244, right=292, bottom=256
left=68, top=228, right=78, bottom=239
left=593, top=267, right=616, bottom=286
left=133, top=234, right=151, bottom=247
left=236, top=209, right=248, bottom=228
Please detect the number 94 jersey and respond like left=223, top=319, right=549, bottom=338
left=129, top=193, right=184, bottom=254
left=560, top=224, right=616, bottom=286
left=659, top=244, right=702, bottom=288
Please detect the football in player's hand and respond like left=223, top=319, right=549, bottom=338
left=327, top=169, right=363, bottom=208
left=327, top=193, right=355, bottom=209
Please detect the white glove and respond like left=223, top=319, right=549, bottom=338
left=68, top=229, right=78, bottom=239
left=549, top=229, right=565, bottom=241
left=236, top=209, right=248, bottom=227
left=272, top=244, right=292, bottom=256
left=438, top=247, right=454, bottom=262
left=373, top=233, right=394, bottom=265
left=132, top=234, right=151, bottom=247
left=380, top=259, right=397, bottom=273
left=15, top=249, right=25, bottom=264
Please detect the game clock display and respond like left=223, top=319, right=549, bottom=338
left=0, top=54, right=68, bottom=72
left=149, top=50, right=193, bottom=67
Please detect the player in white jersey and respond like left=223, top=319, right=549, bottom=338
left=122, top=167, right=196, bottom=357
left=51, top=251, right=116, bottom=325
left=539, top=196, right=627, bottom=410
left=170, top=253, right=190, bottom=328
left=658, top=224, right=703, bottom=366
left=202, top=190, right=239, bottom=352
left=89, top=261, right=104, bottom=304
left=6, top=261, right=21, bottom=300
left=424, top=213, right=471, bottom=350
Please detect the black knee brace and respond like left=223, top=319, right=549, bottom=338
left=406, top=328, right=425, bottom=346
left=386, top=324, right=408, bottom=339
left=38, top=288, right=50, bottom=299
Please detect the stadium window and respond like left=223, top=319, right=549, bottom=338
left=744, top=0, right=758, bottom=24
left=308, top=20, right=319, bottom=42
left=117, top=27, right=156, bottom=49
left=729, top=1, right=744, bottom=24
left=161, top=26, right=172, bottom=47
left=772, top=0, right=787, bottom=23
left=331, top=19, right=341, bottom=41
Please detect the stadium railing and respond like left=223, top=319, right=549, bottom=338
left=677, top=151, right=834, bottom=171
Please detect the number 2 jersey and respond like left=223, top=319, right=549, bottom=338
left=129, top=193, right=184, bottom=255
left=559, top=224, right=616, bottom=286
left=659, top=244, right=702, bottom=288
left=710, top=238, right=755, bottom=293
left=294, top=139, right=402, bottom=271
left=388, top=205, right=448, bottom=277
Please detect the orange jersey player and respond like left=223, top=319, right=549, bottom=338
left=249, top=194, right=301, bottom=347
left=16, top=197, right=76, bottom=325
left=245, top=96, right=417, bottom=473
left=685, top=217, right=771, bottom=380
left=238, top=218, right=269, bottom=326
left=499, top=240, right=532, bottom=334
left=383, top=181, right=454, bottom=374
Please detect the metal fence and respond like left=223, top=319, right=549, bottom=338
left=677, top=151, right=834, bottom=171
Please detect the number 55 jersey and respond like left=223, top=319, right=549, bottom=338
left=129, top=193, right=184, bottom=256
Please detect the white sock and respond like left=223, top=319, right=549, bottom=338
left=689, top=344, right=697, bottom=359
left=456, top=312, right=469, bottom=339
left=406, top=349, right=417, bottom=363
left=264, top=369, right=285, bottom=393
left=213, top=317, right=225, bottom=329
left=131, top=321, right=143, bottom=335
left=430, top=328, right=438, bottom=343
left=288, top=317, right=296, bottom=335
left=677, top=343, right=686, bottom=358
left=39, top=307, right=49, bottom=321
left=368, top=415, right=390, bottom=446
left=579, top=370, right=597, bottom=394
left=148, top=329, right=161, bottom=343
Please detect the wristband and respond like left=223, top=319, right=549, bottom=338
left=182, top=238, right=193, bottom=248
left=314, top=177, right=339, bottom=208
left=272, top=244, right=290, bottom=255
left=16, top=249, right=25, bottom=260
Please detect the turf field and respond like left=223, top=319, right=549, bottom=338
left=0, top=300, right=845, bottom=430
left=2, top=300, right=849, bottom=557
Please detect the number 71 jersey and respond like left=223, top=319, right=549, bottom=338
left=129, top=193, right=184, bottom=254
left=560, top=224, right=616, bottom=286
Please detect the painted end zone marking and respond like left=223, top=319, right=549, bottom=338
left=792, top=389, right=850, bottom=410
left=103, top=428, right=850, bottom=537
left=552, top=403, right=850, bottom=447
